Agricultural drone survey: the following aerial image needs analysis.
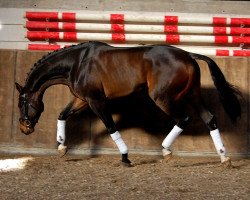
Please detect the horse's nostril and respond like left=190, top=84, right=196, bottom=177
left=24, top=120, right=31, bottom=127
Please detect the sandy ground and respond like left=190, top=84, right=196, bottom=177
left=0, top=154, right=249, bottom=200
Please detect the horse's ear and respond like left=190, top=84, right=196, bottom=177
left=15, top=82, right=23, bottom=93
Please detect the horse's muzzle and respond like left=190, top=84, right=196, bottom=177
left=19, top=120, right=34, bottom=135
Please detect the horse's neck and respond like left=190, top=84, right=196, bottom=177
left=25, top=60, right=71, bottom=99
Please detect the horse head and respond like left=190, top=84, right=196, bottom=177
left=15, top=82, right=44, bottom=135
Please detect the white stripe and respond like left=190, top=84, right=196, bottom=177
left=58, top=13, right=62, bottom=20
left=180, top=35, right=214, bottom=43
left=179, top=16, right=213, bottom=24
left=59, top=32, right=63, bottom=39
left=58, top=22, right=63, bottom=30
left=229, top=50, right=234, bottom=56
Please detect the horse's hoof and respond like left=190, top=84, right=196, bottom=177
left=58, top=144, right=67, bottom=158
left=121, top=154, right=132, bottom=167
left=162, top=148, right=172, bottom=162
left=221, top=157, right=232, bottom=169
left=121, top=158, right=132, bottom=167
left=121, top=160, right=133, bottom=167
left=163, top=152, right=173, bottom=162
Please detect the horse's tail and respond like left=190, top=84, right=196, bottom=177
left=189, top=52, right=241, bottom=122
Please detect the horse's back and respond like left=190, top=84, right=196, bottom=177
left=72, top=43, right=197, bottom=101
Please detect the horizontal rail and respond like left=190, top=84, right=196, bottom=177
left=25, top=21, right=250, bottom=35
left=27, top=43, right=250, bottom=57
left=25, top=12, right=250, bottom=26
left=26, top=32, right=250, bottom=44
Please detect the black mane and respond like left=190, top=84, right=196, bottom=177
left=24, top=42, right=91, bottom=85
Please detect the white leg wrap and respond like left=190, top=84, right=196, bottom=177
left=110, top=131, right=128, bottom=154
left=210, top=129, right=226, bottom=156
left=57, top=120, right=66, bottom=145
left=162, top=125, right=183, bottom=150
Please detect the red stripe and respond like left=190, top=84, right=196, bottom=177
left=232, top=36, right=250, bottom=44
left=25, top=12, right=58, bottom=20
left=110, top=14, right=124, bottom=23
left=28, top=44, right=61, bottom=51
left=26, top=31, right=60, bottom=40
left=166, top=35, right=180, bottom=43
left=63, top=32, right=77, bottom=41
left=111, top=24, right=125, bottom=32
left=216, top=50, right=229, bottom=56
left=213, top=17, right=227, bottom=25
left=231, top=18, right=250, bottom=26
left=62, top=13, right=76, bottom=21
left=63, top=23, right=76, bottom=30
left=213, top=27, right=226, bottom=35
left=233, top=50, right=250, bottom=56
left=26, top=21, right=59, bottom=30
left=164, top=25, right=178, bottom=33
left=164, top=16, right=178, bottom=24
left=215, top=36, right=228, bottom=43
left=112, top=33, right=125, bottom=42
left=230, top=27, right=250, bottom=35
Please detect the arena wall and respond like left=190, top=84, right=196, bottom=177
left=0, top=50, right=249, bottom=156
left=0, top=0, right=249, bottom=156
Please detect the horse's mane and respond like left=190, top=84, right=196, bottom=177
left=24, top=42, right=91, bottom=84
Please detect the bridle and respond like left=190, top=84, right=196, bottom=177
left=19, top=94, right=42, bottom=126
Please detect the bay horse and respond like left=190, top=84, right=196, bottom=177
left=15, top=41, right=241, bottom=167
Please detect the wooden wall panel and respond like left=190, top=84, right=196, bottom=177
left=0, top=50, right=16, bottom=143
left=0, top=50, right=249, bottom=156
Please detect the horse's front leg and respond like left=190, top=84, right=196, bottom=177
left=87, top=98, right=132, bottom=167
left=57, top=98, right=88, bottom=157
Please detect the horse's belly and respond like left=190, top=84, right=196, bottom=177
left=103, top=80, right=141, bottom=99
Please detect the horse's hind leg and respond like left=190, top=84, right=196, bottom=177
left=57, top=97, right=88, bottom=157
left=87, top=98, right=131, bottom=166
left=162, top=114, right=192, bottom=160
left=190, top=95, right=231, bottom=167
left=151, top=98, right=192, bottom=160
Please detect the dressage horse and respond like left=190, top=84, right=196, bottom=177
left=15, top=41, right=241, bottom=167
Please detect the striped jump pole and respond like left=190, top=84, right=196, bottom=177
left=25, top=21, right=250, bottom=35
left=27, top=43, right=250, bottom=57
left=25, top=11, right=250, bottom=26
left=26, top=32, right=250, bottom=44
left=25, top=11, right=250, bottom=56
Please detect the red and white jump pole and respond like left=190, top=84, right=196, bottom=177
left=26, top=32, right=250, bottom=44
left=25, top=12, right=250, bottom=26
left=25, top=11, right=250, bottom=56
left=25, top=21, right=250, bottom=35
left=27, top=43, right=250, bottom=57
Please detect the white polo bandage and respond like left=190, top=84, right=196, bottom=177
left=210, top=129, right=226, bottom=156
left=110, top=131, right=128, bottom=154
left=162, top=125, right=183, bottom=149
left=57, top=120, right=66, bottom=145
